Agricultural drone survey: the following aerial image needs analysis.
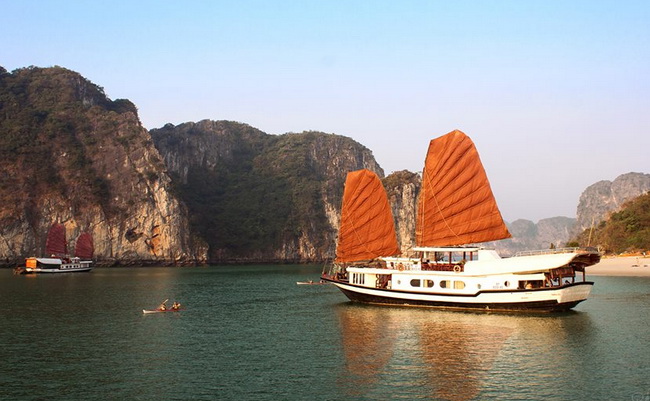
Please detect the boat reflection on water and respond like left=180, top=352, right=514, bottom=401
left=417, top=321, right=511, bottom=401
left=335, top=304, right=594, bottom=400
left=337, top=303, right=400, bottom=397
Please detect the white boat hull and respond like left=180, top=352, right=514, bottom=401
left=324, top=279, right=593, bottom=312
left=26, top=266, right=93, bottom=273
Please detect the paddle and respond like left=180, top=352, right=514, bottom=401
left=158, top=299, right=169, bottom=310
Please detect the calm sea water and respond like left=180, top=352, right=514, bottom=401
left=1, top=265, right=649, bottom=401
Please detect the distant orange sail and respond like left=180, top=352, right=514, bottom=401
left=416, top=130, right=511, bottom=246
left=336, top=169, right=401, bottom=262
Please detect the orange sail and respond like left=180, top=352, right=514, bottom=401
left=336, top=169, right=401, bottom=262
left=415, top=130, right=511, bottom=246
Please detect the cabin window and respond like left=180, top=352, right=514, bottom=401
left=454, top=281, right=465, bottom=290
left=440, top=280, right=450, bottom=289
left=504, top=281, right=510, bottom=288
left=424, top=280, right=434, bottom=288
left=477, top=284, right=482, bottom=289
left=353, top=274, right=366, bottom=285
left=410, top=279, right=421, bottom=287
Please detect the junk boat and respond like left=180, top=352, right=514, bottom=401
left=17, top=224, right=94, bottom=274
left=321, top=130, right=600, bottom=312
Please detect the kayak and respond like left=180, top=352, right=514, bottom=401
left=142, top=308, right=182, bottom=314
left=296, top=280, right=327, bottom=285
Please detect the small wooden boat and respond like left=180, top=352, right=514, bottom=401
left=296, top=280, right=327, bottom=285
left=143, top=299, right=182, bottom=314
left=142, top=308, right=182, bottom=314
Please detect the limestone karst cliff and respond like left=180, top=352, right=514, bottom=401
left=0, top=66, right=203, bottom=266
left=573, top=191, right=650, bottom=253
left=576, top=172, right=650, bottom=232
left=151, top=121, right=383, bottom=263
left=383, top=170, right=420, bottom=253
left=483, top=217, right=577, bottom=256
left=571, top=173, right=650, bottom=252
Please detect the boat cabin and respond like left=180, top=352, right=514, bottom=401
left=382, top=247, right=480, bottom=273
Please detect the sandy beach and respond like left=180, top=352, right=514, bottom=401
left=587, top=256, right=650, bottom=276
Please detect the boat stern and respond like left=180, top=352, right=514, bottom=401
left=558, top=282, right=594, bottom=304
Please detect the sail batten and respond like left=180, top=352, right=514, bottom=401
left=416, top=130, right=511, bottom=246
left=336, top=169, right=401, bottom=263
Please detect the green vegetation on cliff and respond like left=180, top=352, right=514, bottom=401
left=0, top=66, right=141, bottom=222
left=572, top=192, right=650, bottom=253
left=179, top=133, right=295, bottom=256
left=152, top=123, right=375, bottom=261
left=383, top=170, right=420, bottom=191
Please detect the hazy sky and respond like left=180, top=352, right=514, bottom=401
left=2, top=1, right=648, bottom=222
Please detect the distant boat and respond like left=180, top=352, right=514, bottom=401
left=143, top=300, right=182, bottom=314
left=322, top=130, right=601, bottom=312
left=142, top=309, right=182, bottom=314
left=19, top=224, right=94, bottom=274
left=296, top=280, right=327, bottom=285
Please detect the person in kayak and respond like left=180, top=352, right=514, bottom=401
left=158, top=300, right=167, bottom=311
left=171, top=301, right=181, bottom=311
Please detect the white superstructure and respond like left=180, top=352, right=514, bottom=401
left=23, top=257, right=93, bottom=273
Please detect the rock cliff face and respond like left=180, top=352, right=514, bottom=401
left=151, top=120, right=272, bottom=185
left=576, top=172, right=650, bottom=232
left=383, top=170, right=420, bottom=253
left=151, top=122, right=383, bottom=262
left=0, top=66, right=203, bottom=266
